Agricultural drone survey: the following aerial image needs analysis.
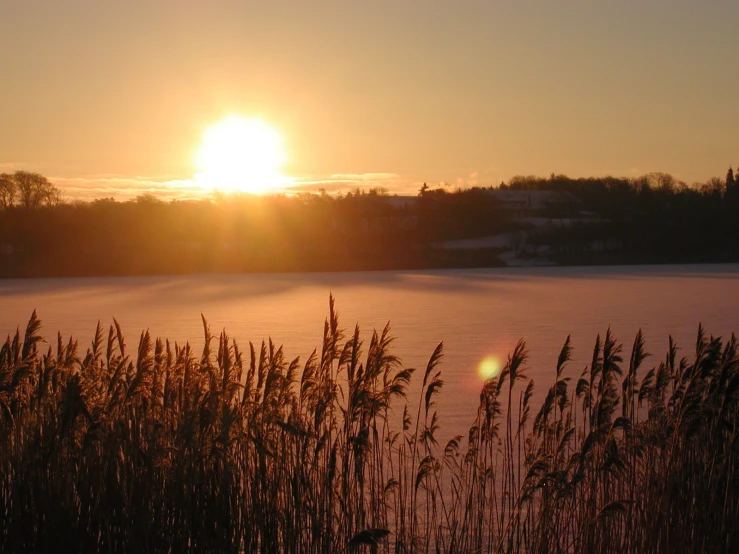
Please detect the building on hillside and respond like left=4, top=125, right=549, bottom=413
left=487, top=190, right=583, bottom=218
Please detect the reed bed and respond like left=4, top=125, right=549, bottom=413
left=1, top=296, right=737, bottom=553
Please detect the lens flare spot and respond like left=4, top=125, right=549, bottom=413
left=478, top=356, right=502, bottom=380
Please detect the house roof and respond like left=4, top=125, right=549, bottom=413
left=487, top=189, right=583, bottom=210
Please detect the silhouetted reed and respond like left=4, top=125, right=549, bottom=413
left=1, top=297, right=737, bottom=553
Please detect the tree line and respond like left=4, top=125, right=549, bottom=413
left=0, top=166, right=738, bottom=276
left=0, top=182, right=511, bottom=276
left=495, top=167, right=739, bottom=264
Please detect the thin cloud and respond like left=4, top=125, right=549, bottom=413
left=0, top=162, right=26, bottom=172
left=328, top=173, right=400, bottom=182
left=287, top=172, right=419, bottom=196
left=51, top=174, right=205, bottom=202
left=36, top=171, right=429, bottom=202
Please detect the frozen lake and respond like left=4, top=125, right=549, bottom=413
left=2, top=264, right=738, bottom=439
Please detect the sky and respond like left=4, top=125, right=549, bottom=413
left=1, top=0, right=738, bottom=200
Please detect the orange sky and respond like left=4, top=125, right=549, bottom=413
left=1, top=1, right=738, bottom=200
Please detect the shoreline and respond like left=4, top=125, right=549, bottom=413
left=2, top=259, right=738, bottom=283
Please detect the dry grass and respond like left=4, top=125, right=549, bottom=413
left=1, top=297, right=738, bottom=553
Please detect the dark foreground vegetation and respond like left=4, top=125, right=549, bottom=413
left=2, top=166, right=739, bottom=276
left=1, top=299, right=738, bottom=553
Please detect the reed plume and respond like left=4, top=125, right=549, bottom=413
left=1, top=300, right=737, bottom=553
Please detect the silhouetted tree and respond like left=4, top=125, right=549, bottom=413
left=12, top=171, right=61, bottom=208
left=0, top=173, right=16, bottom=209
left=648, top=172, right=677, bottom=193
left=134, top=192, right=165, bottom=204
left=701, top=177, right=725, bottom=199
left=726, top=166, right=739, bottom=209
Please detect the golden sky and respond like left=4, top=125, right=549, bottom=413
left=1, top=1, right=737, bottom=200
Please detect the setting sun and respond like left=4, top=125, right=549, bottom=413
left=194, top=115, right=287, bottom=194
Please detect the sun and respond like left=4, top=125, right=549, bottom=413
left=194, top=115, right=287, bottom=194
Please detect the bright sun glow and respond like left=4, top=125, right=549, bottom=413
left=194, top=115, right=287, bottom=194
